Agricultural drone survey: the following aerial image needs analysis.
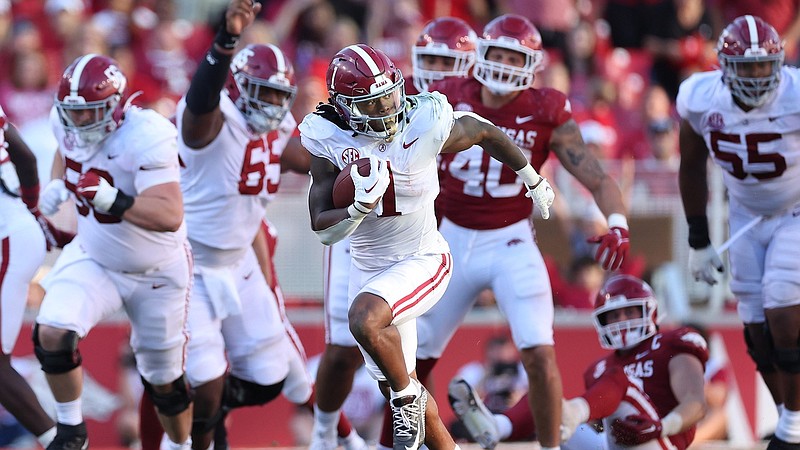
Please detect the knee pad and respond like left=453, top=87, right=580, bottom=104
left=774, top=347, right=800, bottom=374
left=32, top=324, right=82, bottom=374
left=143, top=374, right=193, bottom=416
left=222, top=375, right=284, bottom=409
left=744, top=325, right=776, bottom=374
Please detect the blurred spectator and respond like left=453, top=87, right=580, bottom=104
left=418, top=0, right=492, bottom=30
left=552, top=256, right=605, bottom=310
left=365, top=0, right=423, bottom=74
left=641, top=0, right=717, bottom=98
left=43, top=0, right=86, bottom=64
left=0, top=49, right=54, bottom=129
left=292, top=75, right=328, bottom=123
left=499, top=0, right=579, bottom=63
left=685, top=323, right=732, bottom=444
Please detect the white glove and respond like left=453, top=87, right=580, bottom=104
left=352, top=155, right=390, bottom=208
left=39, top=179, right=70, bottom=216
left=525, top=176, right=555, bottom=220
left=689, top=246, right=724, bottom=285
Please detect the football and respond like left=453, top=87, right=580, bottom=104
left=332, top=158, right=372, bottom=209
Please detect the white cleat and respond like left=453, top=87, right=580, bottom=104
left=448, top=377, right=499, bottom=450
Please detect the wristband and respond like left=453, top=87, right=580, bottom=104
left=515, top=164, right=541, bottom=187
left=19, top=184, right=40, bottom=210
left=108, top=190, right=135, bottom=217
left=660, top=411, right=683, bottom=437
left=607, top=213, right=629, bottom=230
left=348, top=203, right=370, bottom=219
left=214, top=27, right=240, bottom=51
left=687, top=215, right=710, bottom=249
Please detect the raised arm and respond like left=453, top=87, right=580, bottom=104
left=181, top=0, right=262, bottom=149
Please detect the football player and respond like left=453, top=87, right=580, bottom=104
left=35, top=52, right=193, bottom=449
left=309, top=17, right=479, bottom=450
left=449, top=275, right=708, bottom=450
left=413, top=13, right=629, bottom=450
left=678, top=14, right=800, bottom=450
left=0, top=107, right=69, bottom=448
left=301, top=42, right=554, bottom=450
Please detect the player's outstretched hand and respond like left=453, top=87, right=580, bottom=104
left=689, top=246, right=724, bottom=285
left=39, top=179, right=70, bottom=216
left=587, top=227, right=630, bottom=271
left=225, top=0, right=262, bottom=36
left=611, top=414, right=663, bottom=446
left=352, top=155, right=389, bottom=210
left=525, top=176, right=555, bottom=219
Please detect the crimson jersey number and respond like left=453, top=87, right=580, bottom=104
left=239, top=133, right=280, bottom=195
left=64, top=158, right=122, bottom=224
left=709, top=132, right=786, bottom=180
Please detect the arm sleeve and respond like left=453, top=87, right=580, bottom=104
left=184, top=46, right=233, bottom=115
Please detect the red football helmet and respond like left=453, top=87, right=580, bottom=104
left=412, top=17, right=477, bottom=92
left=592, top=275, right=658, bottom=350
left=326, top=44, right=406, bottom=140
left=228, top=44, right=297, bottom=136
left=56, top=54, right=127, bottom=154
left=474, top=14, right=545, bottom=94
left=717, top=15, right=784, bottom=108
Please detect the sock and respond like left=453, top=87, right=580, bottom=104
left=37, top=426, right=56, bottom=447
left=391, top=379, right=419, bottom=399
left=495, top=414, right=512, bottom=440
left=776, top=408, right=800, bottom=443
left=778, top=403, right=785, bottom=417
left=313, top=405, right=340, bottom=438
left=165, top=437, right=192, bottom=450
left=55, top=399, right=83, bottom=426
left=453, top=445, right=461, bottom=450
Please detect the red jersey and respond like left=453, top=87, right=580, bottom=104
left=583, top=327, right=710, bottom=450
left=431, top=77, right=571, bottom=229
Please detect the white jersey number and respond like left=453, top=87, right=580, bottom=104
left=446, top=148, right=529, bottom=198
left=239, top=134, right=280, bottom=196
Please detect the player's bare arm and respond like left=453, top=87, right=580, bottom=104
left=442, top=114, right=528, bottom=169
left=280, top=136, right=312, bottom=174
left=551, top=118, right=626, bottom=216
left=5, top=124, right=38, bottom=188
left=181, top=0, right=262, bottom=149
left=678, top=119, right=710, bottom=219
left=667, top=353, right=708, bottom=432
left=120, top=182, right=184, bottom=232
left=308, top=155, right=351, bottom=231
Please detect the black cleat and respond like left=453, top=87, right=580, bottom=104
left=47, top=422, right=88, bottom=450
left=768, top=436, right=800, bottom=450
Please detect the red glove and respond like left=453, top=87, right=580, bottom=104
left=611, top=414, right=662, bottom=446
left=587, top=226, right=630, bottom=271
left=30, top=207, right=76, bottom=250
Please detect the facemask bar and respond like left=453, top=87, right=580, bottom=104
left=592, top=297, right=656, bottom=350
left=56, top=94, right=121, bottom=147
left=720, top=52, right=783, bottom=107
left=412, top=45, right=475, bottom=92
left=474, top=38, right=543, bottom=94
left=234, top=72, right=297, bottom=135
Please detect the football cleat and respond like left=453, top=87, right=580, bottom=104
left=768, top=436, right=800, bottom=450
left=391, top=379, right=427, bottom=450
left=339, top=430, right=369, bottom=450
left=47, top=422, right=88, bottom=450
left=448, top=377, right=499, bottom=450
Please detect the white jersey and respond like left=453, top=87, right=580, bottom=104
left=677, top=67, right=800, bottom=216
left=300, top=92, right=453, bottom=270
left=178, top=95, right=295, bottom=257
left=50, top=106, right=187, bottom=273
left=0, top=107, right=30, bottom=236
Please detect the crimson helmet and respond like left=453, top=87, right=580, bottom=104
left=474, top=14, right=545, bottom=94
left=228, top=44, right=297, bottom=136
left=326, top=44, right=406, bottom=140
left=56, top=54, right=127, bottom=153
left=717, top=15, right=784, bottom=108
left=412, top=17, right=477, bottom=92
left=592, top=275, right=658, bottom=350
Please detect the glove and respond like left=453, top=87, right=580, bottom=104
left=587, top=227, right=630, bottom=271
left=352, top=155, right=390, bottom=209
left=611, top=414, right=662, bottom=446
left=39, top=179, right=70, bottom=216
left=30, top=207, right=76, bottom=250
left=525, top=176, right=555, bottom=220
left=76, top=171, right=119, bottom=213
left=689, top=245, right=724, bottom=285
left=560, top=397, right=589, bottom=442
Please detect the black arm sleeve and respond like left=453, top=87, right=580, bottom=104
left=184, top=45, right=233, bottom=115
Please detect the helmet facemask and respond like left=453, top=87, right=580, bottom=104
left=234, top=71, right=296, bottom=136
left=592, top=296, right=657, bottom=350
left=720, top=52, right=783, bottom=108
left=334, top=75, right=406, bottom=141
left=474, top=39, right=543, bottom=95
left=56, top=93, right=121, bottom=148
left=412, top=45, right=475, bottom=92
